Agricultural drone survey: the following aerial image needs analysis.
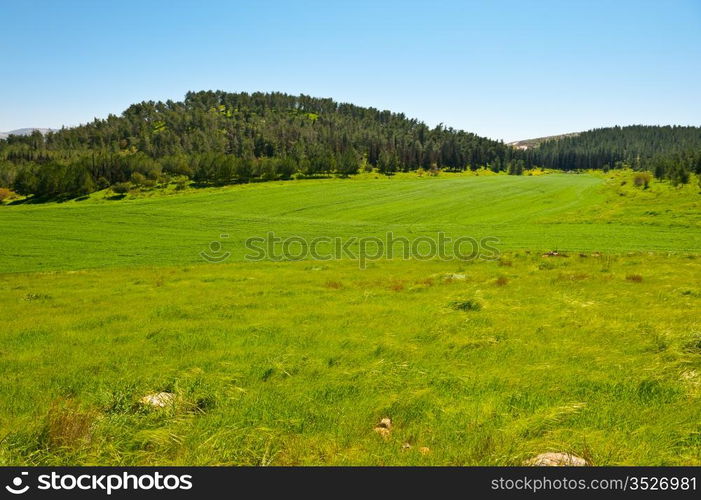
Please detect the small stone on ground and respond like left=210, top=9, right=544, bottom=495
left=140, top=392, right=176, bottom=408
left=526, top=452, right=588, bottom=466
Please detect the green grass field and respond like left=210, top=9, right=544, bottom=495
left=1, top=171, right=699, bottom=273
left=0, top=171, right=700, bottom=465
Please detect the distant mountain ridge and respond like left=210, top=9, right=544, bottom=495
left=0, top=128, right=55, bottom=140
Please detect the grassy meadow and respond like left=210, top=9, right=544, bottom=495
left=0, top=171, right=700, bottom=465
left=1, top=171, right=699, bottom=273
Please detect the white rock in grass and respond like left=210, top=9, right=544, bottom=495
left=373, top=417, right=392, bottom=439
left=374, top=427, right=391, bottom=439
left=140, top=392, right=176, bottom=408
left=526, top=452, right=588, bottom=466
left=444, top=273, right=466, bottom=280
left=378, top=417, right=392, bottom=430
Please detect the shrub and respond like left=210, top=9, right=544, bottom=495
left=449, top=299, right=482, bottom=311
left=0, top=187, right=14, bottom=202
left=626, top=274, right=643, bottom=282
left=495, top=276, right=509, bottom=286
left=96, top=177, right=110, bottom=190
left=130, top=172, right=146, bottom=186
left=111, top=182, right=131, bottom=194
left=633, top=172, right=652, bottom=189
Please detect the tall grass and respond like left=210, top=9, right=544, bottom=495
left=0, top=253, right=699, bottom=465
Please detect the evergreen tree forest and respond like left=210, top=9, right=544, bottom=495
left=522, top=125, right=701, bottom=185
left=0, top=92, right=699, bottom=200
left=0, top=91, right=508, bottom=198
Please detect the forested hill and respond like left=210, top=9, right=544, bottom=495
left=0, top=93, right=700, bottom=200
left=0, top=91, right=510, bottom=198
left=522, top=125, right=701, bottom=181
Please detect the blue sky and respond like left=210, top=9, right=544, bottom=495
left=1, top=0, right=699, bottom=142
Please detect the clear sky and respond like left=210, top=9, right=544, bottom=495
left=1, top=0, right=699, bottom=142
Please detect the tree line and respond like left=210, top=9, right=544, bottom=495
left=521, top=125, right=701, bottom=185
left=0, top=92, right=699, bottom=199
left=0, top=91, right=511, bottom=198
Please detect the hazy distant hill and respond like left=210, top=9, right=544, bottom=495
left=0, top=128, right=55, bottom=140
left=508, top=132, right=580, bottom=150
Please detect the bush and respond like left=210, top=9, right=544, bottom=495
left=495, top=276, right=509, bottom=286
left=112, top=182, right=131, bottom=194
left=449, top=299, right=482, bottom=311
left=130, top=172, right=146, bottom=186
left=633, top=172, right=652, bottom=189
left=96, top=177, right=111, bottom=190
left=0, top=187, right=13, bottom=202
